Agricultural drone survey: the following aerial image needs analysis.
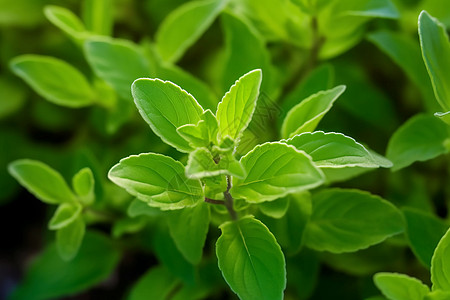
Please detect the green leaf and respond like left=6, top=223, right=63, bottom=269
left=167, top=202, right=210, bottom=264
left=216, top=216, right=286, bottom=300
left=112, top=216, right=147, bottom=238
left=127, top=198, right=162, bottom=218
left=8, top=159, right=77, bottom=204
left=435, top=111, right=450, bottom=126
left=304, top=188, right=404, bottom=253
left=44, top=6, right=88, bottom=42
left=128, top=266, right=180, bottom=300
left=108, top=153, right=204, bottom=210
left=72, top=167, right=95, bottom=205
left=82, top=0, right=113, bottom=36
left=49, top=202, right=83, bottom=230
left=231, top=142, right=324, bottom=203
left=374, top=272, right=430, bottom=300
left=177, top=109, right=219, bottom=148
left=403, top=208, right=449, bottom=268
left=84, top=38, right=153, bottom=99
left=419, top=11, right=450, bottom=111
left=9, top=231, right=120, bottom=300
left=285, top=131, right=392, bottom=168
left=132, top=78, right=204, bottom=152
left=156, top=0, right=227, bottom=63
left=186, top=148, right=244, bottom=179
left=367, top=30, right=438, bottom=112
left=431, top=227, right=450, bottom=291
left=216, top=69, right=262, bottom=142
left=387, top=114, right=449, bottom=171
left=281, top=86, right=346, bottom=138
left=425, top=290, right=450, bottom=300
left=0, top=76, right=26, bottom=119
left=344, top=0, right=399, bottom=18
left=9, top=55, right=95, bottom=108
left=56, top=216, right=86, bottom=261
left=259, top=196, right=290, bottom=219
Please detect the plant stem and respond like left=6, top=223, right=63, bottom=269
left=223, top=176, right=237, bottom=220
left=205, top=197, right=225, bottom=205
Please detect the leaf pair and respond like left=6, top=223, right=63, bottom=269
left=8, top=160, right=95, bottom=260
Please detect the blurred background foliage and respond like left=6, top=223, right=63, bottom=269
left=1, top=0, right=449, bottom=299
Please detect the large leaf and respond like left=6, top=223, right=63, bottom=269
left=166, top=202, right=210, bottom=264
left=285, top=131, right=391, bottom=168
left=304, top=189, right=404, bottom=253
left=10, top=231, right=120, bottom=300
left=132, top=78, right=204, bottom=152
left=216, top=216, right=286, bottom=300
left=128, top=266, right=180, bottom=300
left=216, top=69, right=262, bottom=142
left=419, top=11, right=450, bottom=111
left=231, top=142, right=324, bottom=203
left=387, top=114, right=448, bottom=171
left=108, top=153, right=204, bottom=210
left=374, top=272, right=430, bottom=300
left=84, top=38, right=153, bottom=99
left=8, top=159, right=77, bottom=204
left=156, top=0, right=226, bottom=63
left=431, top=227, right=450, bottom=291
left=403, top=208, right=449, bottom=268
left=9, top=55, right=95, bottom=108
left=281, top=85, right=346, bottom=138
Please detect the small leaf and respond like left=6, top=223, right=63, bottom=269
left=231, top=142, right=324, bottom=203
left=186, top=148, right=244, bottom=179
left=259, top=197, right=290, bottom=219
left=167, top=202, right=210, bottom=264
left=281, top=85, right=346, bottom=138
left=49, top=202, right=83, bottom=230
left=72, top=167, right=95, bottom=206
left=9, top=231, right=120, bottom=300
left=8, top=159, right=77, bottom=204
left=425, top=290, right=450, bottom=300
left=56, top=216, right=86, bottom=261
left=127, top=198, right=162, bottom=218
left=304, top=188, right=404, bottom=253
left=44, top=5, right=88, bottom=42
left=177, top=109, right=219, bottom=148
left=374, top=272, right=430, bottom=300
left=387, top=114, right=448, bottom=171
left=108, top=153, right=204, bottom=210
left=285, top=131, right=392, bottom=168
left=216, top=216, right=286, bottom=300
left=419, top=11, right=450, bottom=111
left=84, top=38, right=152, bottom=99
left=216, top=69, right=262, bottom=142
left=403, top=208, right=448, bottom=268
left=431, top=227, right=450, bottom=291
left=82, top=0, right=113, bottom=36
left=128, top=266, right=180, bottom=300
left=132, top=78, right=204, bottom=153
left=9, top=55, right=95, bottom=108
left=156, top=0, right=227, bottom=63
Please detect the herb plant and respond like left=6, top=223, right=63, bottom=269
left=2, top=0, right=450, bottom=299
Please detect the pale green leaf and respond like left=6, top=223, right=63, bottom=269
left=9, top=232, right=120, bottom=300
left=387, top=114, right=448, bottom=171
left=82, top=0, right=113, bottom=36
left=108, top=153, right=204, bottom=210
left=128, top=266, right=180, bottom=300
left=186, top=148, right=244, bottom=179
left=281, top=86, right=346, bottom=138
left=72, top=167, right=95, bottom=206
left=10, top=55, right=95, bottom=108
left=285, top=131, right=392, bottom=168
left=84, top=38, right=152, bottom=99
left=216, top=216, right=286, bottom=300
left=216, top=69, right=262, bottom=141
left=374, top=272, right=429, bottom=300
left=304, top=188, right=404, bottom=253
left=132, top=78, right=204, bottom=152
left=56, top=216, right=86, bottom=261
left=156, top=0, right=227, bottom=63
left=167, top=202, right=210, bottom=264
left=435, top=111, right=450, bottom=126
left=431, top=227, right=450, bottom=291
left=231, top=142, right=324, bottom=203
left=344, top=0, right=399, bottom=18
left=419, top=11, right=450, bottom=111
left=8, top=159, right=77, bottom=204
left=259, top=197, right=290, bottom=219
left=176, top=109, right=219, bottom=148
left=49, top=202, right=83, bottom=230
left=403, top=208, right=448, bottom=268
left=44, top=6, right=88, bottom=42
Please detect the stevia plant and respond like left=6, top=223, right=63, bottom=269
left=105, top=68, right=401, bottom=299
